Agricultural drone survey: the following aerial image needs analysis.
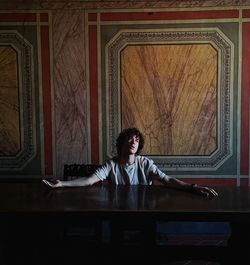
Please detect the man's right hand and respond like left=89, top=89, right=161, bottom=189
left=42, top=179, right=63, bottom=188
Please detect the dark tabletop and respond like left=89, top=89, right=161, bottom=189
left=0, top=183, right=250, bottom=222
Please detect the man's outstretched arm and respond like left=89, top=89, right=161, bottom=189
left=42, top=174, right=101, bottom=188
left=162, top=176, right=218, bottom=197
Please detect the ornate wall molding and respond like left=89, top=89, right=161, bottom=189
left=0, top=31, right=36, bottom=170
left=105, top=28, right=234, bottom=171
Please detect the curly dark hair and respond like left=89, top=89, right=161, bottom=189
left=116, top=127, right=145, bottom=155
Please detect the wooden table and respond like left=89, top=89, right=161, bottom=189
left=0, top=182, right=250, bottom=264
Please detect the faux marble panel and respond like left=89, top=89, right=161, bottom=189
left=121, top=44, right=217, bottom=156
left=53, top=10, right=88, bottom=176
left=0, top=0, right=249, bottom=9
left=106, top=29, right=233, bottom=170
left=0, top=31, right=35, bottom=170
left=0, top=46, right=20, bottom=155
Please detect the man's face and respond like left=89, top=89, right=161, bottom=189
left=121, top=135, right=140, bottom=155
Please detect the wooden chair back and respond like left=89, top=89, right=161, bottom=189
left=63, top=164, right=100, bottom=181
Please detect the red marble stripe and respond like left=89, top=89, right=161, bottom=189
left=101, top=10, right=239, bottom=21
left=0, top=13, right=36, bottom=22
left=89, top=25, right=99, bottom=164
left=88, top=13, right=97, bottom=21
left=242, top=9, right=250, bottom=18
left=241, top=23, right=250, bottom=175
left=40, top=13, right=48, bottom=22
left=240, top=178, right=249, bottom=187
left=41, top=25, right=53, bottom=176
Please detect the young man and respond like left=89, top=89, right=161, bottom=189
left=43, top=128, right=217, bottom=197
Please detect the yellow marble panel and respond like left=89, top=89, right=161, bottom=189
left=121, top=44, right=217, bottom=156
left=0, top=46, right=20, bottom=156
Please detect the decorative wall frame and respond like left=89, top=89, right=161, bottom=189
left=0, top=31, right=36, bottom=170
left=0, top=12, right=52, bottom=175
left=87, top=9, right=243, bottom=175
left=105, top=28, right=234, bottom=171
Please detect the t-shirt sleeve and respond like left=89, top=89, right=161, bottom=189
left=94, top=161, right=112, bottom=181
left=146, top=158, right=170, bottom=181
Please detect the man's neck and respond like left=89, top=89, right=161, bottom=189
left=119, top=154, right=136, bottom=165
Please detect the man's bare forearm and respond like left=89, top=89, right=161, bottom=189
left=163, top=176, right=192, bottom=191
left=162, top=176, right=218, bottom=197
left=61, top=174, right=100, bottom=187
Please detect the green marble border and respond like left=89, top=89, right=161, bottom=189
left=0, top=26, right=41, bottom=174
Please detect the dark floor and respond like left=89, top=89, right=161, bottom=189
left=158, top=234, right=227, bottom=265
left=0, top=233, right=229, bottom=265
left=167, top=261, right=220, bottom=265
left=158, top=234, right=228, bottom=246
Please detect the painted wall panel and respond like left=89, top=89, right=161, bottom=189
left=98, top=19, right=237, bottom=174
left=0, top=13, right=50, bottom=176
left=52, top=10, right=89, bottom=176
left=0, top=46, right=20, bottom=155
left=0, top=3, right=249, bottom=186
left=121, top=44, right=217, bottom=156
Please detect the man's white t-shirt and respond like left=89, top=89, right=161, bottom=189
left=94, top=155, right=169, bottom=185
